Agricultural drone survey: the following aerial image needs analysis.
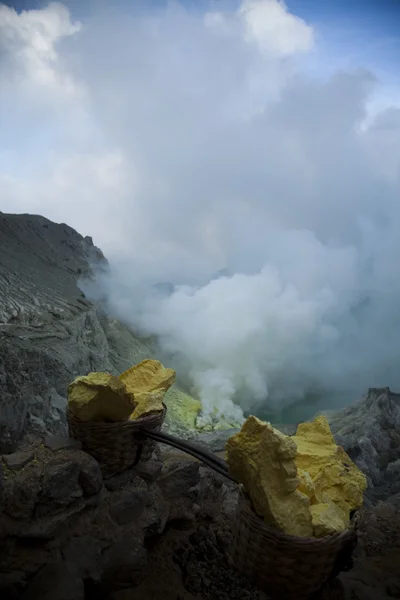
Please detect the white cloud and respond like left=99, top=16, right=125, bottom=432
left=1, top=0, right=400, bottom=421
left=0, top=2, right=82, bottom=94
left=238, top=0, right=314, bottom=57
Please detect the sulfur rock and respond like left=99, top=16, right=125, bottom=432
left=226, top=416, right=313, bottom=537
left=120, top=360, right=176, bottom=419
left=311, top=502, right=348, bottom=537
left=129, top=389, right=166, bottom=420
left=297, top=469, right=315, bottom=500
left=163, top=388, right=202, bottom=430
left=292, top=415, right=367, bottom=528
left=68, top=372, right=136, bottom=422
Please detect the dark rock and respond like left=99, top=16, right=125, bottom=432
left=21, top=562, right=84, bottom=600
left=62, top=535, right=102, bottom=582
left=173, top=521, right=266, bottom=600
left=168, top=500, right=197, bottom=524
left=132, top=475, right=149, bottom=494
left=44, top=435, right=82, bottom=451
left=76, top=453, right=103, bottom=496
left=328, top=388, right=400, bottom=500
left=2, top=451, right=34, bottom=470
left=0, top=534, right=51, bottom=582
left=104, top=468, right=138, bottom=491
left=194, top=429, right=240, bottom=452
left=140, top=505, right=167, bottom=537
left=4, top=470, right=41, bottom=519
left=84, top=492, right=102, bottom=508
left=18, top=502, right=86, bottom=540
left=0, top=461, right=4, bottom=503
left=141, top=483, right=169, bottom=537
left=0, top=571, right=26, bottom=600
left=36, top=461, right=82, bottom=516
left=157, top=461, right=200, bottom=499
left=135, top=458, right=163, bottom=482
left=220, top=481, right=239, bottom=520
left=194, top=467, right=226, bottom=520
left=340, top=502, right=400, bottom=600
left=109, top=490, right=149, bottom=525
left=101, top=539, right=148, bottom=593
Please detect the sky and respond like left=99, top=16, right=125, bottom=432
left=1, top=0, right=400, bottom=423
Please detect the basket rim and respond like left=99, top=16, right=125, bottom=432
left=238, top=485, right=358, bottom=545
left=67, top=403, right=167, bottom=428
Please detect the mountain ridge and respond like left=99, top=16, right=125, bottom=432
left=0, top=212, right=154, bottom=452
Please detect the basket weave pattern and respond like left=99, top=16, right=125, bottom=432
left=67, top=405, right=166, bottom=478
left=229, top=488, right=357, bottom=599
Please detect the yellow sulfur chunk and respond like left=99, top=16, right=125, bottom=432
left=163, top=388, right=202, bottom=430
left=120, top=359, right=176, bottom=419
left=297, top=469, right=315, bottom=500
left=68, top=372, right=136, bottom=422
left=129, top=389, right=165, bottom=420
left=226, top=416, right=313, bottom=537
left=293, top=415, right=367, bottom=520
left=311, top=502, right=347, bottom=537
left=119, top=359, right=175, bottom=395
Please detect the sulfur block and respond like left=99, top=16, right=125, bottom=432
left=119, top=360, right=175, bottom=395
left=292, top=415, right=367, bottom=521
left=120, top=359, right=176, bottom=419
left=68, top=372, right=136, bottom=422
left=129, top=389, right=165, bottom=419
left=311, top=502, right=348, bottom=537
left=226, top=416, right=313, bottom=537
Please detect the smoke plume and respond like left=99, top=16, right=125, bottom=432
left=2, top=1, right=400, bottom=421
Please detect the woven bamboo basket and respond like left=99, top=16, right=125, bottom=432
left=67, top=404, right=166, bottom=478
left=229, top=487, right=358, bottom=599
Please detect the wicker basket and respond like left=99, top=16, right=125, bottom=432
left=229, top=487, right=358, bottom=599
left=67, top=405, right=166, bottom=478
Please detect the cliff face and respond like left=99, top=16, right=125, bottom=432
left=0, top=213, right=153, bottom=452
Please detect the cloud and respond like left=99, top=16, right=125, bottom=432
left=0, top=1, right=81, bottom=93
left=238, top=0, right=314, bottom=57
left=1, top=0, right=400, bottom=422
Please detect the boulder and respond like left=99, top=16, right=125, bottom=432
left=36, top=461, right=83, bottom=516
left=3, top=468, right=42, bottom=520
left=3, top=451, right=34, bottom=470
left=108, top=488, right=150, bottom=525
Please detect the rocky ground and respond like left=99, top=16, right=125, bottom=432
left=0, top=431, right=399, bottom=600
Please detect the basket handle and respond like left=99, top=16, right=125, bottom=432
left=139, top=427, right=237, bottom=483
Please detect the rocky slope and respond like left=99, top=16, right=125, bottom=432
left=0, top=212, right=154, bottom=452
left=1, top=434, right=399, bottom=600
left=329, top=387, right=400, bottom=504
